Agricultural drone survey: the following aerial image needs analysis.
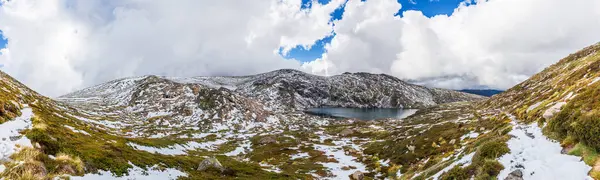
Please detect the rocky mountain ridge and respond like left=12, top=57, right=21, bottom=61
left=61, top=69, right=483, bottom=110
left=56, top=69, right=483, bottom=138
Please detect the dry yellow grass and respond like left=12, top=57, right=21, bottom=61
left=2, top=161, right=47, bottom=180
left=54, top=153, right=85, bottom=175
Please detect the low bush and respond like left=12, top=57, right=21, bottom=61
left=440, top=165, right=471, bottom=180
left=473, top=141, right=509, bottom=163
left=570, top=114, right=600, bottom=151
left=476, top=160, right=504, bottom=178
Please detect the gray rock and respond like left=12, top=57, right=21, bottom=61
left=543, top=102, right=566, bottom=120
left=351, top=171, right=364, bottom=180
left=258, top=136, right=277, bottom=145
left=197, top=157, right=225, bottom=172
left=504, top=169, right=524, bottom=180
left=407, top=145, right=416, bottom=153
left=525, top=131, right=535, bottom=139
left=340, top=129, right=355, bottom=136
left=9, top=135, right=21, bottom=141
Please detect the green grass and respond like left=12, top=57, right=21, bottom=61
left=568, top=143, right=599, bottom=166
left=13, top=100, right=307, bottom=179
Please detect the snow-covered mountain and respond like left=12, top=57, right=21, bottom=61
left=2, top=43, right=600, bottom=179
left=61, top=69, right=483, bottom=110
left=56, top=69, right=483, bottom=136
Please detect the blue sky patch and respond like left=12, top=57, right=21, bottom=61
left=0, top=30, right=6, bottom=49
left=301, top=0, right=334, bottom=10
left=396, top=0, right=474, bottom=17
left=284, top=0, right=469, bottom=63
left=280, top=35, right=334, bottom=62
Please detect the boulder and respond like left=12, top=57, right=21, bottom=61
left=258, top=136, right=277, bottom=145
left=197, top=157, right=225, bottom=172
left=504, top=169, right=524, bottom=180
left=340, top=128, right=355, bottom=136
left=351, top=171, right=364, bottom=180
left=449, top=139, right=456, bottom=145
left=407, top=145, right=416, bottom=153
left=543, top=102, right=566, bottom=120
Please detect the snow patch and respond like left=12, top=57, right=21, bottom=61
left=64, top=125, right=91, bottom=136
left=589, top=77, right=600, bottom=86
left=225, top=140, right=252, bottom=156
left=71, top=163, right=186, bottom=180
left=497, top=117, right=592, bottom=180
left=527, top=102, right=543, bottom=112
left=128, top=139, right=227, bottom=155
left=460, top=131, right=479, bottom=140
left=290, top=152, right=310, bottom=160
left=0, top=107, right=34, bottom=161
left=313, top=139, right=367, bottom=179
left=563, top=91, right=576, bottom=100
left=147, top=111, right=171, bottom=118
left=431, top=152, right=475, bottom=179
left=69, top=113, right=126, bottom=129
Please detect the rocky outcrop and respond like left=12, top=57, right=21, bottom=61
left=339, top=129, right=355, bottom=137
left=197, top=157, right=225, bottom=172
left=350, top=171, right=364, bottom=180
left=56, top=69, right=485, bottom=136
left=504, top=169, right=523, bottom=180
left=543, top=102, right=566, bottom=120
left=60, top=69, right=484, bottom=113
left=257, top=136, right=277, bottom=145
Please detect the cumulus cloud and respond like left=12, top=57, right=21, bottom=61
left=304, top=0, right=600, bottom=89
left=1, top=0, right=600, bottom=96
left=0, top=0, right=342, bottom=96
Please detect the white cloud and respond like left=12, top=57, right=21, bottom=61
left=0, top=0, right=342, bottom=96
left=1, top=0, right=600, bottom=96
left=304, top=0, right=600, bottom=90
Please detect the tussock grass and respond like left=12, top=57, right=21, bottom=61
left=54, top=153, right=85, bottom=175
left=1, top=147, right=47, bottom=180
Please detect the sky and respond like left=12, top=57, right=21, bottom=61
left=284, top=0, right=471, bottom=62
left=1, top=0, right=600, bottom=97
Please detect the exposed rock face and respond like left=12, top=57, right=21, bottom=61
left=59, top=69, right=484, bottom=112
left=351, top=171, right=364, bottom=180
left=504, top=169, right=523, bottom=180
left=339, top=129, right=355, bottom=137
left=57, top=69, right=483, bottom=137
left=197, top=157, right=225, bottom=172
left=543, top=102, right=566, bottom=120
left=257, top=136, right=277, bottom=145
left=233, top=69, right=484, bottom=110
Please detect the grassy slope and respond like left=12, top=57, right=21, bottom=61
left=0, top=72, right=303, bottom=180
left=482, top=42, right=600, bottom=178
left=3, top=43, right=599, bottom=179
left=342, top=102, right=512, bottom=179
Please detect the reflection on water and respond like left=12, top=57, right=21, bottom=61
left=304, top=107, right=418, bottom=120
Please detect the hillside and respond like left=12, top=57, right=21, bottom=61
left=3, top=42, right=600, bottom=179
left=344, top=43, right=600, bottom=179
left=482, top=42, right=600, bottom=178
left=56, top=70, right=482, bottom=137
left=0, top=69, right=484, bottom=179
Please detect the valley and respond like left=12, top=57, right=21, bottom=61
left=1, top=42, right=600, bottom=179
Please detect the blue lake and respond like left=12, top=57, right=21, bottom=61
left=304, top=107, right=418, bottom=120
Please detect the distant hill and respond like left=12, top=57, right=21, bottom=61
left=459, top=89, right=504, bottom=97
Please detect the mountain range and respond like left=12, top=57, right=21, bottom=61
left=1, top=42, right=600, bottom=179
